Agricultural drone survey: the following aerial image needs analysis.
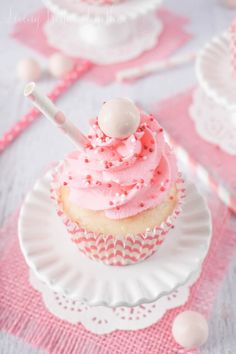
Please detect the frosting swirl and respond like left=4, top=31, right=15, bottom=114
left=59, top=112, right=178, bottom=220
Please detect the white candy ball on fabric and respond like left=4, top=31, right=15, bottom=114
left=98, top=98, right=140, bottom=139
left=48, top=53, right=74, bottom=79
left=172, top=311, right=209, bottom=349
left=17, top=58, right=41, bottom=82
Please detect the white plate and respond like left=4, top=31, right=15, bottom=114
left=196, top=32, right=236, bottom=111
left=44, top=14, right=162, bottom=64
left=18, top=171, right=212, bottom=307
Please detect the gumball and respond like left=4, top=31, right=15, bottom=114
left=48, top=53, right=74, bottom=79
left=98, top=98, right=140, bottom=139
left=172, top=311, right=209, bottom=349
left=17, top=58, right=41, bottom=82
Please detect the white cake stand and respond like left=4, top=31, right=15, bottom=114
left=190, top=32, right=236, bottom=155
left=42, top=0, right=163, bottom=64
left=29, top=267, right=201, bottom=334
left=18, top=170, right=212, bottom=309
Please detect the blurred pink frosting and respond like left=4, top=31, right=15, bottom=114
left=57, top=112, right=178, bottom=220
left=81, top=0, right=122, bottom=4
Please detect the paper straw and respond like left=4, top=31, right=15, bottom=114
left=116, top=53, right=196, bottom=82
left=0, top=60, right=92, bottom=154
left=24, top=82, right=88, bottom=150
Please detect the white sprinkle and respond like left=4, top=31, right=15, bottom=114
left=131, top=136, right=136, bottom=143
left=143, top=156, right=147, bottom=160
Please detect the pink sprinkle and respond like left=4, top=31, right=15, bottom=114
left=108, top=183, right=112, bottom=188
left=159, top=128, right=163, bottom=133
left=160, top=186, right=165, bottom=192
left=140, top=203, right=144, bottom=208
left=63, top=182, right=68, bottom=186
left=55, top=112, right=65, bottom=125
left=109, top=201, right=114, bottom=206
left=84, top=158, right=89, bottom=163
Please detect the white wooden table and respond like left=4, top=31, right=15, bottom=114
left=0, top=0, right=235, bottom=352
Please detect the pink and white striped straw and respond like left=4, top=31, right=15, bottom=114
left=24, top=82, right=88, bottom=150
left=116, top=53, right=196, bottom=82
left=0, top=60, right=92, bottom=154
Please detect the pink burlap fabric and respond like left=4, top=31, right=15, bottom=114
left=0, top=192, right=235, bottom=354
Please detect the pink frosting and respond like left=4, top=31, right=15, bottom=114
left=58, top=112, right=178, bottom=220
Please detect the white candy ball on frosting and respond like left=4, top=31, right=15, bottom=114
left=98, top=98, right=140, bottom=139
left=172, top=311, right=209, bottom=349
left=48, top=53, right=74, bottom=78
left=17, top=58, right=41, bottom=82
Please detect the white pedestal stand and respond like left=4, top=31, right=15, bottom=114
left=42, top=0, right=163, bottom=64
left=190, top=33, right=236, bottom=156
left=19, top=171, right=212, bottom=333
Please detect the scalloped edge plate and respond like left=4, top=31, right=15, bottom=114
left=196, top=32, right=236, bottom=111
left=18, top=170, right=212, bottom=307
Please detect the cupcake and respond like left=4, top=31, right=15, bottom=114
left=51, top=98, right=185, bottom=266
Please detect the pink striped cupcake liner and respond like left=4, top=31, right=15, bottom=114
left=51, top=168, right=186, bottom=266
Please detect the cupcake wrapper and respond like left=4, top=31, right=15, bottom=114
left=51, top=167, right=185, bottom=266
